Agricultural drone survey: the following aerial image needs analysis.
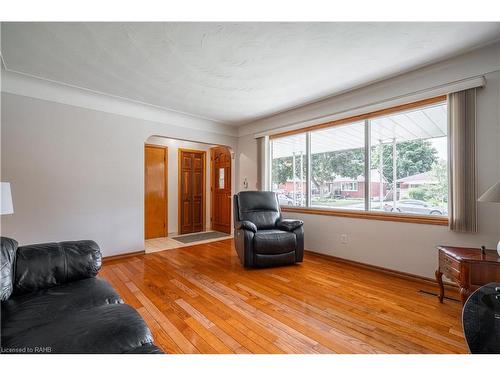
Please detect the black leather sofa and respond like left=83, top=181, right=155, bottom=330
left=0, top=237, right=162, bottom=354
left=233, top=191, right=304, bottom=267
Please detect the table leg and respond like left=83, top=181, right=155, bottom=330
left=435, top=269, right=444, bottom=303
left=459, top=287, right=469, bottom=305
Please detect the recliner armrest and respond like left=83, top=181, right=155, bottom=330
left=235, top=220, right=258, bottom=233
left=277, top=218, right=304, bottom=232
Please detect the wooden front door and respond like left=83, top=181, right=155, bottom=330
left=179, top=149, right=205, bottom=235
left=144, top=145, right=167, bottom=239
left=211, top=147, right=232, bottom=234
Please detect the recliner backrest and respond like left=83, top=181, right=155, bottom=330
left=236, top=191, right=281, bottom=230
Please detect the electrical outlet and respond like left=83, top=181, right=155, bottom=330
left=340, top=234, right=348, bottom=244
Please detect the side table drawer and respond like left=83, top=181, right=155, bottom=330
left=441, top=263, right=460, bottom=280
left=439, top=251, right=461, bottom=281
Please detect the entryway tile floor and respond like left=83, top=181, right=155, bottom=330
left=145, top=231, right=233, bottom=253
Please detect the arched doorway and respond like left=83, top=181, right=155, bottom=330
left=144, top=135, right=234, bottom=252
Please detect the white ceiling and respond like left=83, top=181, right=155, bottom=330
left=2, top=22, right=500, bottom=126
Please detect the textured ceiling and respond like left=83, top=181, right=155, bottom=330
left=2, top=22, right=500, bottom=126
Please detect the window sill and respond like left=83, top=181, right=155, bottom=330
left=281, top=206, right=449, bottom=226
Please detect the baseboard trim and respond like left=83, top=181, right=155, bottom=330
left=304, top=250, right=458, bottom=291
left=102, top=250, right=145, bottom=263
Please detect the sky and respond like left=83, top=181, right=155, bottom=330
left=429, top=137, right=447, bottom=161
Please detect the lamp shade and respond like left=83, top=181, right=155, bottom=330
left=0, top=182, right=14, bottom=215
left=478, top=179, right=500, bottom=203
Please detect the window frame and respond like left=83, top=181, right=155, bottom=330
left=268, top=95, right=449, bottom=226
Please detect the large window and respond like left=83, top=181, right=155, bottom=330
left=269, top=98, right=449, bottom=221
left=310, top=121, right=365, bottom=210
left=369, top=103, right=448, bottom=216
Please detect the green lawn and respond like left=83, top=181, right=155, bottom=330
left=311, top=198, right=364, bottom=207
left=311, top=198, right=386, bottom=210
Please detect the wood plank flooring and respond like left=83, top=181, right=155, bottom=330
left=100, top=239, right=467, bottom=354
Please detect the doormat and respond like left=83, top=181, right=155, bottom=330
left=172, top=231, right=229, bottom=244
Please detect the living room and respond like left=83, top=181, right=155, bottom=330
left=1, top=1, right=500, bottom=374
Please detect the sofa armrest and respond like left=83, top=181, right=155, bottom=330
left=235, top=220, right=258, bottom=233
left=1, top=237, right=18, bottom=301
left=13, top=240, right=102, bottom=295
left=277, top=218, right=304, bottom=232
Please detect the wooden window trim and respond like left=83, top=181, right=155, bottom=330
left=282, top=206, right=449, bottom=226
left=271, top=95, right=449, bottom=226
left=270, top=95, right=447, bottom=139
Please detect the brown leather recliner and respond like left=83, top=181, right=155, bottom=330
left=233, top=191, right=304, bottom=268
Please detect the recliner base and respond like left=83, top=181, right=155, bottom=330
left=253, top=251, right=298, bottom=268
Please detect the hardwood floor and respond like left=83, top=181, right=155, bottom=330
left=100, top=239, right=467, bottom=354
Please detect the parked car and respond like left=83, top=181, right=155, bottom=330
left=278, top=194, right=294, bottom=206
left=384, top=199, right=448, bottom=216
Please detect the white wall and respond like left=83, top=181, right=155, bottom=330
left=236, top=134, right=260, bottom=192
left=0, top=91, right=237, bottom=256
left=146, top=136, right=214, bottom=235
left=236, top=42, right=500, bottom=278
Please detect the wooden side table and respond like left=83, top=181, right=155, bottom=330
left=436, top=246, right=500, bottom=304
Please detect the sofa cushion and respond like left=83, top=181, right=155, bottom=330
left=14, top=240, right=102, bottom=295
left=253, top=230, right=296, bottom=255
left=1, top=303, right=154, bottom=354
left=125, top=343, right=164, bottom=354
left=1, top=277, right=122, bottom=339
left=1, top=237, right=18, bottom=301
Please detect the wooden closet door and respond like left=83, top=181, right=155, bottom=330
left=191, top=152, right=204, bottom=233
left=145, top=145, right=167, bottom=239
left=211, top=147, right=231, bottom=234
left=179, top=150, right=205, bottom=234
